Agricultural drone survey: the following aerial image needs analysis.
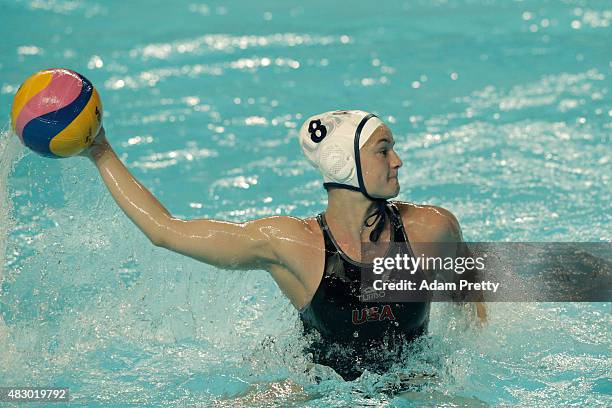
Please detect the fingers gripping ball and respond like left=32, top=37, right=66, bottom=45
left=11, top=68, right=103, bottom=158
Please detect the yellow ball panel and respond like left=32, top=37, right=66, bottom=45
left=49, top=88, right=103, bottom=157
left=10, top=70, right=54, bottom=129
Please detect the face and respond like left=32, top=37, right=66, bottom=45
left=359, top=125, right=403, bottom=199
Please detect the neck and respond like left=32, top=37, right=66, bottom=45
left=325, top=188, right=385, bottom=241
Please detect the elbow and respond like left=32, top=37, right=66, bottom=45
left=148, top=233, right=165, bottom=247
left=148, top=214, right=174, bottom=247
left=147, top=220, right=170, bottom=248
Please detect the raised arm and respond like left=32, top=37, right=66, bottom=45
left=82, top=127, right=281, bottom=270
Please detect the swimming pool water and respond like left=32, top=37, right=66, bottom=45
left=0, top=0, right=610, bottom=406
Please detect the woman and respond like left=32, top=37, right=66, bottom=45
left=81, top=109, right=486, bottom=382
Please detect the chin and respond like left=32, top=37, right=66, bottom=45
left=389, top=181, right=401, bottom=197
left=369, top=180, right=400, bottom=199
left=381, top=186, right=400, bottom=199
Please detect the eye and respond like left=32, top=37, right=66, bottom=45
left=379, top=150, right=388, bottom=156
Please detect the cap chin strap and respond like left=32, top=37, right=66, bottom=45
left=364, top=199, right=387, bottom=242
left=323, top=113, right=388, bottom=243
left=353, top=114, right=388, bottom=242
left=322, top=183, right=361, bottom=192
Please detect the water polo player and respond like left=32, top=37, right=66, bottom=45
left=81, top=109, right=487, bottom=381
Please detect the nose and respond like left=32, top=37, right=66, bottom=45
left=390, top=149, right=403, bottom=169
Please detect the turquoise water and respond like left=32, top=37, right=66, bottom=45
left=0, top=0, right=610, bottom=406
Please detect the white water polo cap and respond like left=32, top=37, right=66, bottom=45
left=299, top=110, right=384, bottom=198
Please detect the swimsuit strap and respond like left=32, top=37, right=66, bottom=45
left=387, top=201, right=402, bottom=230
left=387, top=201, right=412, bottom=246
left=316, top=213, right=336, bottom=253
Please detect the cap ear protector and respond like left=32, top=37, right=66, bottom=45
left=301, top=114, right=354, bottom=183
left=299, top=110, right=383, bottom=198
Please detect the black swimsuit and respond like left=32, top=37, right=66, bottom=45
left=299, top=201, right=431, bottom=381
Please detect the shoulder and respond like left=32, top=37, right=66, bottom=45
left=245, top=214, right=321, bottom=241
left=391, top=200, right=458, bottom=225
left=244, top=214, right=324, bottom=260
left=246, top=214, right=325, bottom=287
left=391, top=200, right=463, bottom=242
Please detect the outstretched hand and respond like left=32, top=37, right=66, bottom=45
left=79, top=126, right=109, bottom=159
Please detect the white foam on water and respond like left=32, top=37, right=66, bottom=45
left=0, top=124, right=28, bottom=379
